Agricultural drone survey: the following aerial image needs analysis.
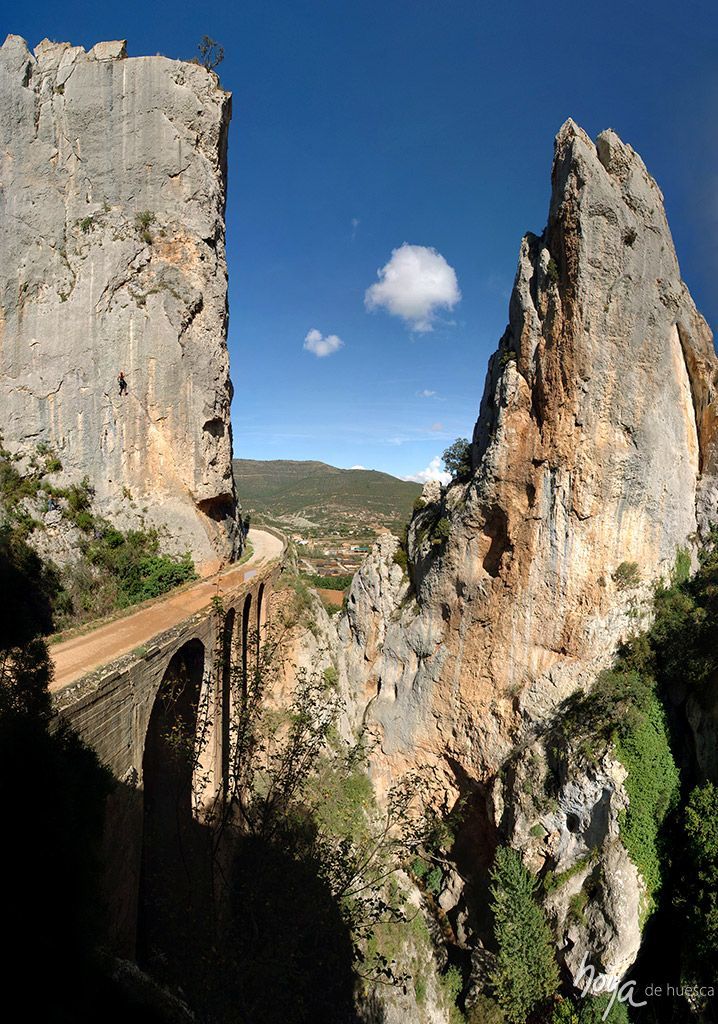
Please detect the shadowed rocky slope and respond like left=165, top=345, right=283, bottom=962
left=338, top=120, right=718, bottom=982
left=0, top=36, right=238, bottom=570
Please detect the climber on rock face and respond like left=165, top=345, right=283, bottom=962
left=118, top=371, right=128, bottom=396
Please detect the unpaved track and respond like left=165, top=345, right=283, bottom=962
left=50, top=529, right=283, bottom=692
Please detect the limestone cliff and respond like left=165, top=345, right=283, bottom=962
left=0, top=36, right=238, bottom=571
left=339, top=121, right=718, bottom=981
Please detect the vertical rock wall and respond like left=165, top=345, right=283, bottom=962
left=338, top=121, right=718, bottom=980
left=0, top=35, right=238, bottom=570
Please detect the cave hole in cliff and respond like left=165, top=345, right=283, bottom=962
left=481, top=506, right=511, bottom=578
left=139, top=639, right=209, bottom=973
left=202, top=417, right=225, bottom=439
left=197, top=494, right=235, bottom=522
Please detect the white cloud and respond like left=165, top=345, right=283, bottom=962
left=404, top=455, right=450, bottom=486
left=303, top=328, right=344, bottom=358
left=365, top=243, right=461, bottom=332
left=430, top=422, right=444, bottom=432
left=417, top=388, right=437, bottom=398
left=350, top=464, right=367, bottom=470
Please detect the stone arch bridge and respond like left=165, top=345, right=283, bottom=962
left=50, top=529, right=284, bottom=955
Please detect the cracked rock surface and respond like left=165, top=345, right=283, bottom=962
left=0, top=35, right=238, bottom=569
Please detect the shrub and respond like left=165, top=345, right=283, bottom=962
left=673, top=546, right=692, bottom=585
left=413, top=496, right=427, bottom=513
left=676, top=782, right=718, bottom=974
left=490, top=847, right=558, bottom=1022
left=442, top=438, right=472, bottom=480
left=135, top=210, right=155, bottom=231
left=551, top=999, right=579, bottom=1024
left=135, top=210, right=155, bottom=244
left=499, top=349, right=517, bottom=368
left=433, top=517, right=452, bottom=544
left=546, top=257, right=559, bottom=285
left=612, top=561, right=641, bottom=591
left=615, top=694, right=679, bottom=910
left=66, top=477, right=93, bottom=517
left=197, top=35, right=224, bottom=70
left=304, top=573, right=353, bottom=591
left=73, top=510, right=95, bottom=533
left=577, top=994, right=629, bottom=1024
left=322, top=666, right=339, bottom=689
left=439, top=965, right=464, bottom=1024
left=466, top=994, right=505, bottom=1024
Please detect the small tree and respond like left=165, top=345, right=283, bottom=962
left=442, top=438, right=472, bottom=480
left=197, top=36, right=224, bottom=71
left=490, top=846, right=559, bottom=1023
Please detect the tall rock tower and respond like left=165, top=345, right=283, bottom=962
left=0, top=36, right=238, bottom=571
left=338, top=121, right=718, bottom=980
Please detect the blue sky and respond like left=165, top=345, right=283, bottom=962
left=10, top=1, right=718, bottom=481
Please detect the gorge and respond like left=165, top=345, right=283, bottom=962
left=1, top=31, right=717, bottom=1024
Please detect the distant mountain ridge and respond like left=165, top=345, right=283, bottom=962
left=232, top=459, right=421, bottom=534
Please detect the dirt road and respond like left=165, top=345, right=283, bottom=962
left=50, top=529, right=283, bottom=692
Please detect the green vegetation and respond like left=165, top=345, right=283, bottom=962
left=439, top=964, right=465, bottom=1024
left=0, top=442, right=196, bottom=631
left=442, top=438, right=472, bottom=480
left=303, top=572, right=353, bottom=591
left=542, top=853, right=594, bottom=895
left=186, top=614, right=436, bottom=1024
left=615, top=695, right=679, bottom=907
left=55, top=508, right=196, bottom=625
left=499, top=348, right=517, bottom=368
left=135, top=209, right=155, bottom=244
left=467, top=994, right=505, bottom=1024
left=489, top=847, right=558, bottom=1023
left=676, top=782, right=718, bottom=977
left=551, top=539, right=718, bottom=917
left=233, top=458, right=421, bottom=536
left=554, top=669, right=678, bottom=911
left=612, top=560, right=641, bottom=591
left=546, top=257, right=560, bottom=285
left=433, top=516, right=452, bottom=543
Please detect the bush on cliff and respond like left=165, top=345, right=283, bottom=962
left=490, top=846, right=558, bottom=1022
left=442, top=437, right=472, bottom=480
left=676, top=782, right=718, bottom=978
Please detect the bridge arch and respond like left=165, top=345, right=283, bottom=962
left=139, top=638, right=207, bottom=968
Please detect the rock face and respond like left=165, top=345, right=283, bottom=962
left=339, top=121, right=718, bottom=980
left=0, top=36, right=238, bottom=570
